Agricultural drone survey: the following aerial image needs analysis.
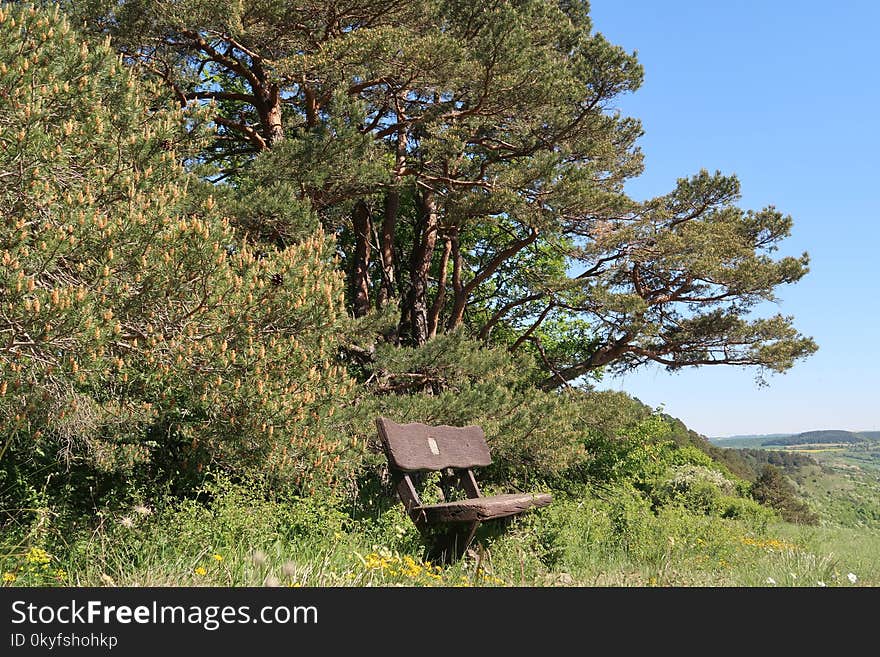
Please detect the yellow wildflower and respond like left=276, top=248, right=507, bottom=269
left=2, top=572, right=15, bottom=583
left=740, top=536, right=797, bottom=552
left=194, top=566, right=207, bottom=576
left=25, top=547, right=51, bottom=566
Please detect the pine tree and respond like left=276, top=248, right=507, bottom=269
left=0, top=4, right=360, bottom=512
left=72, top=0, right=817, bottom=386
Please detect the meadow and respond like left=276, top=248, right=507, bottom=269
left=4, top=468, right=877, bottom=588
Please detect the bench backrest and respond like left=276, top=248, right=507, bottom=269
left=376, top=417, right=492, bottom=472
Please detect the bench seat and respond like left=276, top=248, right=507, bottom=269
left=415, top=492, right=553, bottom=523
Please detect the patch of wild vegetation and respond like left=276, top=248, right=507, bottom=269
left=3, top=3, right=872, bottom=588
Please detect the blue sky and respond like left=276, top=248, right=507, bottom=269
left=586, top=1, right=880, bottom=437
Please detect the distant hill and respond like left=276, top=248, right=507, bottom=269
left=710, top=433, right=791, bottom=447
left=712, top=433, right=792, bottom=442
left=708, top=434, right=792, bottom=449
left=762, top=429, right=878, bottom=446
left=710, top=430, right=880, bottom=448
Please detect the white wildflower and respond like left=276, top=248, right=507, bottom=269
left=766, top=577, right=776, bottom=585
left=847, top=572, right=857, bottom=584
left=817, top=581, right=827, bottom=587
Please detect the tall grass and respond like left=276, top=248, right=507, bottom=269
left=4, top=479, right=875, bottom=588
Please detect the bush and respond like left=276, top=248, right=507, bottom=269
left=750, top=466, right=819, bottom=525
left=656, top=464, right=737, bottom=515
left=720, top=496, right=777, bottom=526
left=608, top=485, right=655, bottom=555
left=0, top=5, right=362, bottom=528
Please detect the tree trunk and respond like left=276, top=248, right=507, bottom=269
left=447, top=232, right=466, bottom=330
left=403, top=188, right=438, bottom=345
left=251, top=60, right=284, bottom=147
left=262, top=84, right=284, bottom=146
left=304, top=82, right=318, bottom=129
left=427, top=237, right=452, bottom=338
left=377, top=189, right=399, bottom=308
left=377, top=126, right=407, bottom=308
left=350, top=200, right=372, bottom=318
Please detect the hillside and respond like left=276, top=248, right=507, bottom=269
left=710, top=430, right=880, bottom=448
left=708, top=430, right=880, bottom=531
left=710, top=434, right=792, bottom=449
left=763, top=430, right=877, bottom=446
left=712, top=433, right=793, bottom=443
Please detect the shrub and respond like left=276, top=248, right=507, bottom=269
left=750, top=466, right=819, bottom=525
left=608, top=485, right=655, bottom=555
left=720, top=496, right=777, bottom=526
left=661, top=464, right=736, bottom=508
left=0, top=5, right=362, bottom=527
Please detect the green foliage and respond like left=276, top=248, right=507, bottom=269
left=667, top=444, right=720, bottom=469
left=607, top=484, right=656, bottom=555
left=218, top=91, right=390, bottom=247
left=656, top=464, right=736, bottom=515
left=0, top=5, right=362, bottom=527
left=42, top=475, right=359, bottom=586
left=576, top=412, right=675, bottom=486
left=1, top=546, right=68, bottom=587
left=763, top=430, right=867, bottom=446
left=158, top=475, right=351, bottom=549
left=705, top=444, right=818, bottom=483
left=71, top=0, right=816, bottom=380
left=751, top=466, right=819, bottom=525
left=720, top=496, right=776, bottom=526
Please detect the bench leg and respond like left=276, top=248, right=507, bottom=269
left=425, top=521, right=481, bottom=565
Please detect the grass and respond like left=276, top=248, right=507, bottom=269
left=3, top=479, right=877, bottom=588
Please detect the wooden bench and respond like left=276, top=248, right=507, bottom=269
left=376, top=417, right=552, bottom=563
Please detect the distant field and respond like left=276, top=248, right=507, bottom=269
left=798, top=442, right=880, bottom=474
left=709, top=435, right=880, bottom=532
left=716, top=439, right=880, bottom=474
left=789, top=446, right=848, bottom=454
